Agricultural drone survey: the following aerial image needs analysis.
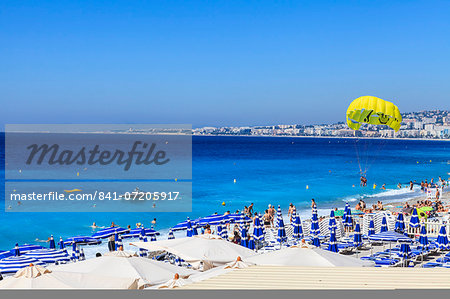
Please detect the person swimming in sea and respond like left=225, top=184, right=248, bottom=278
left=381, top=184, right=386, bottom=190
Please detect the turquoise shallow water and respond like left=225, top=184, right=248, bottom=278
left=0, top=134, right=449, bottom=250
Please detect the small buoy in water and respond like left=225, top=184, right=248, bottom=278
left=352, top=185, right=355, bottom=187
left=306, top=185, right=309, bottom=190
left=329, top=170, right=332, bottom=173
left=77, top=172, right=80, bottom=176
left=429, top=160, right=432, bottom=162
left=175, top=178, right=177, bottom=182
left=166, top=141, right=169, bottom=144
left=417, top=161, right=419, bottom=164
left=222, top=201, right=226, bottom=206
left=19, top=169, right=22, bottom=173
left=233, top=179, right=236, bottom=183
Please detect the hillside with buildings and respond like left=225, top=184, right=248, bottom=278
left=194, top=110, right=450, bottom=139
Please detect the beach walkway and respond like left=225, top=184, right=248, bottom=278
left=181, top=266, right=450, bottom=289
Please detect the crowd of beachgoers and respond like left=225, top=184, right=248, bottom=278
left=1, top=174, right=449, bottom=289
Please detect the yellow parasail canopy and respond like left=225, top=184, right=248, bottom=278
left=346, top=96, right=402, bottom=131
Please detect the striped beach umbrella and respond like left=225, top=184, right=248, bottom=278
left=436, top=224, right=450, bottom=250
left=259, top=214, right=266, bottom=235
left=291, top=211, right=303, bottom=240
left=400, top=243, right=411, bottom=259
left=253, top=215, right=264, bottom=242
left=276, top=205, right=282, bottom=227
left=409, top=208, right=420, bottom=229
left=172, top=218, right=199, bottom=231
left=0, top=250, right=13, bottom=260
left=91, top=226, right=128, bottom=239
left=168, top=229, right=175, bottom=240
left=277, top=216, right=287, bottom=244
left=79, top=248, right=86, bottom=261
left=121, top=227, right=159, bottom=239
left=219, top=220, right=228, bottom=239
left=23, top=249, right=70, bottom=264
left=71, top=243, right=80, bottom=261
left=0, top=256, right=45, bottom=274
left=418, top=224, right=429, bottom=250
left=150, top=227, right=157, bottom=241
left=380, top=216, right=388, bottom=233
left=329, top=210, right=337, bottom=233
left=216, top=221, right=223, bottom=238
left=240, top=225, right=248, bottom=248
left=49, top=235, right=56, bottom=249
left=186, top=218, right=194, bottom=237
left=114, top=233, right=123, bottom=251
left=395, top=213, right=406, bottom=233
left=328, top=230, right=338, bottom=253
left=192, top=222, right=198, bottom=236
left=197, top=214, right=231, bottom=226
left=11, top=244, right=44, bottom=256
left=343, top=202, right=349, bottom=220
left=59, top=237, right=65, bottom=250
left=63, top=236, right=101, bottom=246
left=368, top=219, right=375, bottom=236
left=138, top=228, right=148, bottom=257
left=310, top=206, right=321, bottom=247
left=344, top=206, right=353, bottom=228
left=353, top=223, right=362, bottom=247
left=248, top=236, right=255, bottom=250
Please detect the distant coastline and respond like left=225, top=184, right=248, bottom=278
left=193, top=134, right=450, bottom=142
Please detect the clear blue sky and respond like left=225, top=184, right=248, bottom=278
left=1, top=0, right=449, bottom=128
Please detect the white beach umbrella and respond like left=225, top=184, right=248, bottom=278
left=156, top=273, right=192, bottom=289
left=103, top=251, right=137, bottom=257
left=48, top=255, right=196, bottom=288
left=0, top=264, right=140, bottom=289
left=245, top=246, right=374, bottom=267
left=131, top=234, right=257, bottom=269
left=224, top=256, right=254, bottom=269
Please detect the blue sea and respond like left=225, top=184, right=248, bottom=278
left=1, top=134, right=449, bottom=250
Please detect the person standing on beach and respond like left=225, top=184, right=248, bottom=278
left=288, top=203, right=295, bottom=221
left=268, top=205, right=275, bottom=227
left=252, top=212, right=259, bottom=224
left=410, top=181, right=414, bottom=191
left=263, top=210, right=272, bottom=228
left=231, top=231, right=241, bottom=244
left=311, top=199, right=317, bottom=209
left=107, top=235, right=115, bottom=252
left=248, top=203, right=254, bottom=216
